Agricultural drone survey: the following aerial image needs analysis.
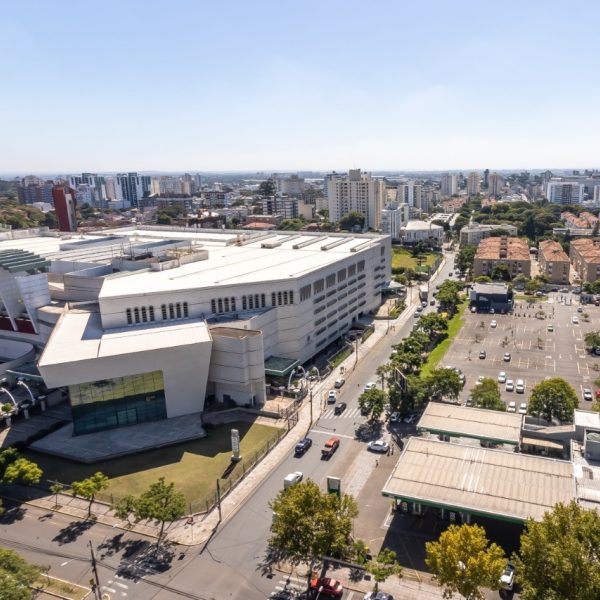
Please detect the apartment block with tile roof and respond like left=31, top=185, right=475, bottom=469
left=569, top=238, right=600, bottom=283
left=473, top=236, right=531, bottom=278
left=538, top=240, right=570, bottom=284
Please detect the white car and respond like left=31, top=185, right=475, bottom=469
left=505, top=379, right=514, bottom=392
left=507, top=401, right=517, bottom=413
left=490, top=319, right=497, bottom=328
left=572, top=315, right=579, bottom=324
left=283, top=471, right=303, bottom=488
left=364, top=382, right=376, bottom=391
left=519, top=402, right=527, bottom=415
left=367, top=440, right=390, bottom=454
left=390, top=411, right=401, bottom=423
left=327, top=390, right=337, bottom=403
left=547, top=324, right=553, bottom=332
left=516, top=379, right=525, bottom=394
left=499, top=562, right=516, bottom=591
left=498, top=371, right=507, bottom=383
left=583, top=388, right=593, bottom=401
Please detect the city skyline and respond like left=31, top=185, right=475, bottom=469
left=2, top=0, right=600, bottom=172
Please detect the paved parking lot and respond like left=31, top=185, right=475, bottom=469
left=443, top=292, right=600, bottom=409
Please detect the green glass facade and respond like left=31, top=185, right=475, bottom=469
left=69, top=371, right=167, bottom=435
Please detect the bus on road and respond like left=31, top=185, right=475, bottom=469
left=419, top=285, right=428, bottom=302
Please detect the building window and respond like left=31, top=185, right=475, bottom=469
left=141, top=306, right=148, bottom=322
left=271, top=292, right=276, bottom=306
left=283, top=291, right=288, bottom=305
left=176, top=303, right=182, bottom=318
left=224, top=298, right=230, bottom=312
left=217, top=298, right=223, bottom=313
left=261, top=293, right=266, bottom=307
left=337, top=268, right=346, bottom=283
left=326, top=274, right=336, bottom=288
left=149, top=306, right=155, bottom=321
left=161, top=304, right=167, bottom=320
left=300, top=284, right=311, bottom=301
left=169, top=303, right=175, bottom=319
left=278, top=291, right=283, bottom=305
left=231, top=298, right=236, bottom=312
left=126, top=308, right=132, bottom=325
left=357, top=260, right=365, bottom=272
left=313, top=279, right=324, bottom=294
left=289, top=290, right=294, bottom=304
left=211, top=299, right=216, bottom=314
left=134, top=308, right=140, bottom=323
left=249, top=295, right=254, bottom=309
left=242, top=296, right=247, bottom=310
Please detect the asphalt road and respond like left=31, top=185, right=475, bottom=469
left=0, top=252, right=456, bottom=600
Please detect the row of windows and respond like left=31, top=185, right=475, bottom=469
left=211, top=297, right=236, bottom=314
left=126, top=306, right=156, bottom=325
left=271, top=290, right=294, bottom=306
left=242, top=294, right=266, bottom=310
left=126, top=302, right=189, bottom=324
left=300, top=284, right=312, bottom=301
left=311, top=261, right=365, bottom=296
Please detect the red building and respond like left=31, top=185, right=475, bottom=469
left=52, top=186, right=77, bottom=232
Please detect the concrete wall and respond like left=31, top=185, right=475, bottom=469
left=0, top=339, right=36, bottom=377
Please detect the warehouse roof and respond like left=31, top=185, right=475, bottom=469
left=382, top=437, right=574, bottom=522
left=417, top=403, right=522, bottom=444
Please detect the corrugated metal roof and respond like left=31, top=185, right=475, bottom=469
left=417, top=403, right=522, bottom=444
left=382, top=437, right=574, bottom=522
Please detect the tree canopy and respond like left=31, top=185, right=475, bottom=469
left=257, top=179, right=276, bottom=197
left=0, top=448, right=42, bottom=514
left=455, top=245, right=477, bottom=274
left=584, top=331, right=600, bottom=351
left=338, top=211, right=365, bottom=231
left=515, top=501, right=600, bottom=600
left=423, top=368, right=463, bottom=401
left=469, top=378, right=505, bottom=411
left=269, top=479, right=358, bottom=571
left=358, top=387, right=387, bottom=421
left=71, top=472, right=109, bottom=517
left=365, top=548, right=402, bottom=593
left=0, top=547, right=45, bottom=600
left=426, top=523, right=506, bottom=600
left=527, top=377, right=579, bottom=422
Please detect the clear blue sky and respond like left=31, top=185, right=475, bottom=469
left=2, top=0, right=599, bottom=173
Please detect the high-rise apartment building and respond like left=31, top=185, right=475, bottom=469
left=546, top=181, right=584, bottom=205
left=17, top=179, right=54, bottom=205
left=440, top=174, right=457, bottom=197
left=326, top=169, right=385, bottom=229
left=275, top=174, right=306, bottom=196
left=381, top=202, right=410, bottom=241
left=115, top=173, right=151, bottom=208
left=68, top=173, right=107, bottom=208
left=488, top=173, right=504, bottom=197
left=483, top=169, right=490, bottom=189
left=397, top=182, right=422, bottom=208
left=467, top=172, right=481, bottom=197
left=52, top=186, right=77, bottom=232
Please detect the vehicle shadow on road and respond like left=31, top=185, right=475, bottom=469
left=52, top=517, right=96, bottom=545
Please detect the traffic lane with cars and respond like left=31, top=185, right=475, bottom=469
left=444, top=293, right=600, bottom=409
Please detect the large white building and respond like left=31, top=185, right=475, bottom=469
left=0, top=227, right=390, bottom=438
left=381, top=202, right=410, bottom=241
left=326, top=169, right=385, bottom=230
left=546, top=181, right=584, bottom=205
left=400, top=220, right=444, bottom=245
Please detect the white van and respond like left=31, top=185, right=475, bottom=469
left=283, top=472, right=303, bottom=488
left=515, top=379, right=525, bottom=394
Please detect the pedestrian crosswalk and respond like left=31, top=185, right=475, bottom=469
left=270, top=574, right=305, bottom=598
left=320, top=406, right=363, bottom=419
left=102, top=574, right=130, bottom=597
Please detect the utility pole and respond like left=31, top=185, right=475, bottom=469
left=354, top=336, right=359, bottom=366
left=88, top=541, right=101, bottom=600
left=309, top=389, right=313, bottom=425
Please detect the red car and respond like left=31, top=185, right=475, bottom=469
left=310, top=577, right=343, bottom=597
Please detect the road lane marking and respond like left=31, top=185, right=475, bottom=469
left=309, top=428, right=354, bottom=440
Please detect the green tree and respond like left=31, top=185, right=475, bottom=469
left=490, top=263, right=511, bottom=281
left=366, top=547, right=402, bottom=592
left=426, top=524, right=506, bottom=600
left=132, top=477, right=186, bottom=544
left=515, top=501, right=600, bottom=600
left=0, top=547, right=45, bottom=600
left=113, top=494, right=138, bottom=528
left=269, top=479, right=358, bottom=588
left=49, top=482, right=64, bottom=508
left=528, top=377, right=579, bottom=422
left=584, top=331, right=600, bottom=351
left=338, top=211, right=365, bottom=231
left=0, top=448, right=42, bottom=513
left=456, top=245, right=477, bottom=274
left=473, top=275, right=492, bottom=283
left=257, top=179, right=276, bottom=197
left=525, top=278, right=541, bottom=294
left=436, top=281, right=463, bottom=314
left=424, top=369, right=463, bottom=401
left=358, top=388, right=387, bottom=421
left=417, top=312, right=448, bottom=339
left=391, top=350, right=423, bottom=374
left=469, top=378, right=505, bottom=411
left=71, top=472, right=109, bottom=518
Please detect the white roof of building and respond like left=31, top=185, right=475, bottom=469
left=417, top=403, right=522, bottom=444
left=98, top=230, right=386, bottom=299
left=39, top=308, right=211, bottom=367
left=574, top=409, right=600, bottom=430
left=382, top=437, right=574, bottom=522
left=402, top=220, right=443, bottom=231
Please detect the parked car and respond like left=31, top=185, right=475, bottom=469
left=321, top=437, right=340, bottom=459
left=327, top=390, right=337, bottom=403
left=334, top=402, right=347, bottom=415
left=519, top=402, right=527, bottom=415
left=560, top=288, right=569, bottom=293
left=479, top=350, right=487, bottom=359
left=503, top=352, right=511, bottom=362
left=505, top=379, right=514, bottom=392
left=490, top=320, right=497, bottom=328
left=364, top=592, right=395, bottom=600
left=547, top=324, right=553, bottom=332
left=334, top=377, right=345, bottom=389
left=283, top=471, right=303, bottom=488
left=415, top=306, right=423, bottom=314
left=470, top=306, right=477, bottom=313
left=499, top=562, right=516, bottom=592
left=489, top=308, right=495, bottom=314
left=421, top=301, right=428, bottom=308
left=498, top=371, right=507, bottom=383
left=367, top=439, right=390, bottom=453
left=403, top=413, right=418, bottom=424
left=389, top=411, right=401, bottom=423
left=583, top=388, right=593, bottom=401
left=572, top=315, right=579, bottom=324
left=294, top=438, right=312, bottom=456
left=310, top=578, right=343, bottom=598
left=577, top=306, right=583, bottom=313
left=364, top=382, right=376, bottom=391
left=430, top=299, right=436, bottom=305
left=507, top=401, right=517, bottom=413
left=516, top=379, right=525, bottom=394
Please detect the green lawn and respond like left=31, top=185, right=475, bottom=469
left=420, top=300, right=468, bottom=378
left=391, top=247, right=439, bottom=271
left=26, top=421, right=281, bottom=507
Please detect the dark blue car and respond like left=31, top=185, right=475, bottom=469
left=294, top=438, right=313, bottom=456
